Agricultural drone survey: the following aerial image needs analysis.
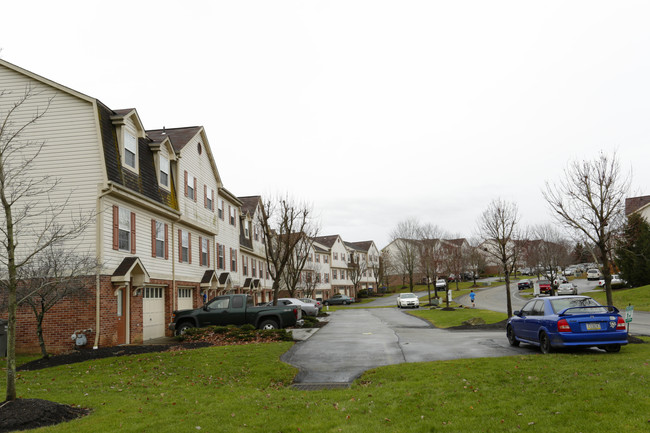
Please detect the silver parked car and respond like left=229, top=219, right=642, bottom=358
left=299, top=298, right=322, bottom=313
left=266, top=298, right=319, bottom=317
left=556, top=282, right=578, bottom=295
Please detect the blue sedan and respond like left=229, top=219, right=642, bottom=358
left=506, top=296, right=628, bottom=353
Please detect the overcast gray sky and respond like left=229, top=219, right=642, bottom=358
left=2, top=1, right=649, bottom=248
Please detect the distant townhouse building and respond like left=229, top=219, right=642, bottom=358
left=345, top=241, right=381, bottom=293
left=313, top=235, right=354, bottom=296
left=238, top=196, right=274, bottom=304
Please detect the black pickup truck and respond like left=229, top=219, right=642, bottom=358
left=169, top=294, right=303, bottom=335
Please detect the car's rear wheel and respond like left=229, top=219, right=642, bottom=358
left=506, top=325, right=520, bottom=347
left=605, top=344, right=621, bottom=353
left=539, top=331, right=552, bottom=354
left=397, top=304, right=401, bottom=308
left=259, top=319, right=279, bottom=330
left=344, top=301, right=349, bottom=305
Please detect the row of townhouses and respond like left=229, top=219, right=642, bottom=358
left=0, top=59, right=379, bottom=354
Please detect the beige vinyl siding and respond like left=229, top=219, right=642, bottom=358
left=179, top=133, right=219, bottom=230
left=102, top=198, right=215, bottom=283
left=102, top=199, right=174, bottom=279
left=0, top=64, right=103, bottom=258
left=215, top=196, right=242, bottom=286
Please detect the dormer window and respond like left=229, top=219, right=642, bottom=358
left=244, top=222, right=250, bottom=239
left=124, top=133, right=137, bottom=169
left=159, top=155, right=169, bottom=187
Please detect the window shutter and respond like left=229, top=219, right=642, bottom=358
left=151, top=219, right=156, bottom=257
left=130, top=212, right=136, bottom=254
left=216, top=243, right=220, bottom=269
left=184, top=171, right=188, bottom=196
left=211, top=189, right=214, bottom=211
left=198, top=236, right=203, bottom=266
left=204, top=185, right=207, bottom=208
left=188, top=233, right=192, bottom=264
left=164, top=224, right=169, bottom=259
left=112, top=205, right=119, bottom=250
left=193, top=177, right=197, bottom=202
left=178, top=229, right=182, bottom=263
left=207, top=240, right=210, bottom=267
left=234, top=249, right=237, bottom=271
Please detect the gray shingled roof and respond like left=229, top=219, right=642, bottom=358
left=626, top=195, right=650, bottom=216
left=147, top=127, right=203, bottom=153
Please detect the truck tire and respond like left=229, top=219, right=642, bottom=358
left=259, top=319, right=279, bottom=330
left=176, top=321, right=194, bottom=336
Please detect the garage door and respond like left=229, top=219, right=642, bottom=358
left=178, top=288, right=193, bottom=311
left=143, top=287, right=165, bottom=341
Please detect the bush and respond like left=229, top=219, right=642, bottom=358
left=301, top=316, right=319, bottom=327
left=357, top=289, right=369, bottom=298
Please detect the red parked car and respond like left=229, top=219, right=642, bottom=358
left=538, top=280, right=552, bottom=295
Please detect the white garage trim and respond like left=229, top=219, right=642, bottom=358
left=143, top=286, right=165, bottom=341
left=177, top=287, right=194, bottom=311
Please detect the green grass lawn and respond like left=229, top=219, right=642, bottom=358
left=2, top=338, right=649, bottom=432
left=408, top=307, right=508, bottom=327
left=588, top=284, right=650, bottom=311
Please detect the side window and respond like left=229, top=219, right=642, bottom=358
left=232, top=296, right=244, bottom=308
left=521, top=301, right=535, bottom=316
left=208, top=297, right=230, bottom=309
left=533, top=300, right=546, bottom=316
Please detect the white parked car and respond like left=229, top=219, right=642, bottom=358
left=587, top=268, right=603, bottom=281
left=557, top=282, right=578, bottom=295
left=397, top=292, right=420, bottom=309
left=435, top=279, right=447, bottom=290
left=597, top=275, right=626, bottom=288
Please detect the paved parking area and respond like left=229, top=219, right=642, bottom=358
left=282, top=307, right=519, bottom=385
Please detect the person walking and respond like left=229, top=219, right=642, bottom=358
left=469, top=290, right=476, bottom=308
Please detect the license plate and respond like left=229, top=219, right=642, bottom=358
left=586, top=323, right=601, bottom=331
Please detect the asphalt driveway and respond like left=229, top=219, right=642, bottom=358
left=282, top=307, right=520, bottom=385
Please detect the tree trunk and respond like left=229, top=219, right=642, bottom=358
left=35, top=312, right=49, bottom=359
left=504, top=268, right=513, bottom=318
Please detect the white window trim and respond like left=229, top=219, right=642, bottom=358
left=124, top=132, right=138, bottom=171
left=159, top=155, right=170, bottom=188
left=118, top=207, right=131, bottom=252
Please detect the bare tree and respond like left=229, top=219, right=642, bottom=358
left=389, top=218, right=420, bottom=289
left=301, top=259, right=322, bottom=298
left=15, top=246, right=100, bottom=358
left=465, top=238, right=487, bottom=286
left=279, top=234, right=315, bottom=297
left=533, top=224, right=570, bottom=292
left=477, top=199, right=520, bottom=317
left=442, top=237, right=465, bottom=290
left=417, top=223, right=445, bottom=302
left=0, top=86, right=94, bottom=401
left=543, top=152, right=630, bottom=307
left=258, top=195, right=319, bottom=305
left=346, top=250, right=367, bottom=296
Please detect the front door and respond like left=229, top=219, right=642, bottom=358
left=116, top=288, right=127, bottom=344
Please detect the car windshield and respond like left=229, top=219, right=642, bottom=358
left=539, top=280, right=550, bottom=284
left=401, top=293, right=417, bottom=298
left=558, top=283, right=573, bottom=288
left=550, top=297, right=608, bottom=315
